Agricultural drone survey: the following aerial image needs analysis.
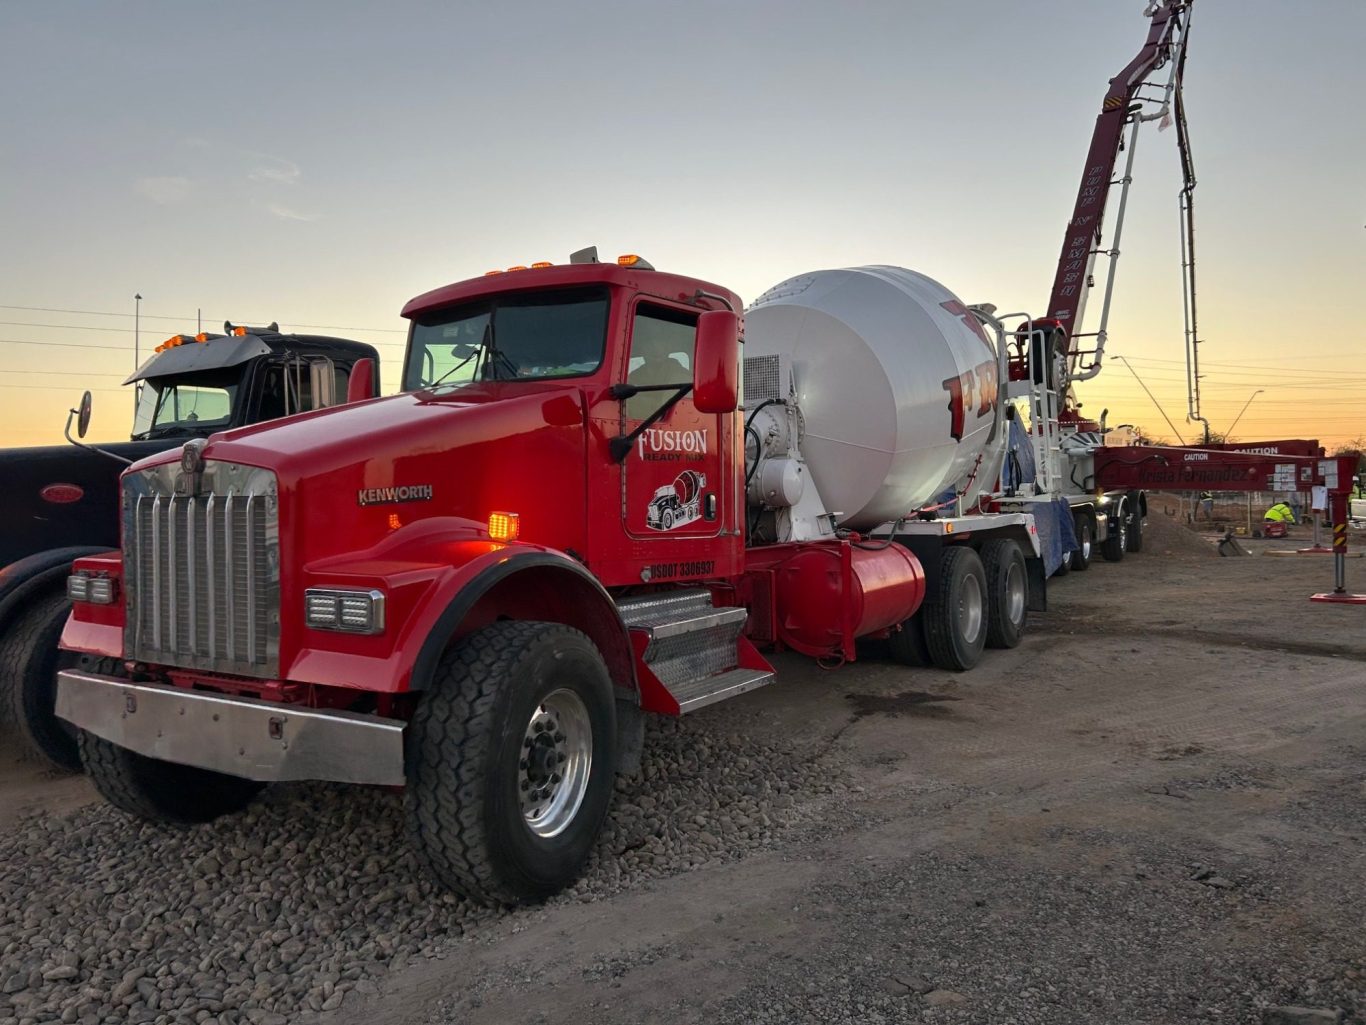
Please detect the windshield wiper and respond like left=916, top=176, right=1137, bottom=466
left=138, top=424, right=206, bottom=441
left=429, top=344, right=481, bottom=388
left=480, top=317, right=521, bottom=381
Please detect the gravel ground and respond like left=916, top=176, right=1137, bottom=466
left=3, top=521, right=1364, bottom=1025
left=0, top=719, right=849, bottom=1025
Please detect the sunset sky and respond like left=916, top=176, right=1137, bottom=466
left=2, top=0, right=1362, bottom=449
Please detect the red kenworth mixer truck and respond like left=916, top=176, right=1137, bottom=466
left=56, top=4, right=1246, bottom=904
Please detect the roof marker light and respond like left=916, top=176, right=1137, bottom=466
left=195, top=333, right=208, bottom=342
left=506, top=265, right=528, bottom=272
left=232, top=326, right=248, bottom=336
left=484, top=269, right=503, bottom=276
left=616, top=254, right=655, bottom=270
left=488, top=511, right=520, bottom=542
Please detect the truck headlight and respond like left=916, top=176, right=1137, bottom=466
left=67, top=572, right=116, bottom=604
left=305, top=588, right=386, bottom=634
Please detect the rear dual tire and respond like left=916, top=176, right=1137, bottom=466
left=922, top=547, right=989, bottom=672
left=981, top=539, right=1027, bottom=650
left=1102, top=500, right=1129, bottom=562
left=1070, top=514, right=1093, bottom=571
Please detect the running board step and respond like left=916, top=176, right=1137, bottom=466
left=618, top=590, right=770, bottom=715
left=617, top=588, right=715, bottom=629
left=669, top=667, right=776, bottom=714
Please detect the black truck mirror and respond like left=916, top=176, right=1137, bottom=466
left=77, top=391, right=93, bottom=438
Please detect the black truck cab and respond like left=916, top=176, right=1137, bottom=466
left=0, top=324, right=380, bottom=769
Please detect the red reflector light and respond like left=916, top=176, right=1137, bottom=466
left=40, top=483, right=84, bottom=504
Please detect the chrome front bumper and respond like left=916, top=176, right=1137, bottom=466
left=55, top=671, right=406, bottom=785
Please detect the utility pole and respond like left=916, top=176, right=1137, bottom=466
left=134, top=293, right=143, bottom=416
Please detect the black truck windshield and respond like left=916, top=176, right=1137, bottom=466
left=404, top=288, right=608, bottom=391
left=132, top=368, right=241, bottom=440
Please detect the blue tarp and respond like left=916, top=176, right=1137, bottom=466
left=1032, top=496, right=1078, bottom=577
left=1002, top=416, right=1037, bottom=492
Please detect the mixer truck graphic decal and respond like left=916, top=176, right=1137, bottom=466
left=646, top=470, right=706, bottom=531
left=942, top=357, right=999, bottom=442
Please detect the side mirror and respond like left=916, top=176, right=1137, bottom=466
left=692, top=311, right=740, bottom=415
left=77, top=391, right=93, bottom=438
left=346, top=358, right=377, bottom=404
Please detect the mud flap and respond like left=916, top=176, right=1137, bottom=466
left=615, top=698, right=645, bottom=776
left=1027, top=558, right=1047, bottom=611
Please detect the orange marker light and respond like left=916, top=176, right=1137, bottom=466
left=387, top=513, right=402, bottom=531
left=484, top=269, right=503, bottom=276
left=488, top=511, right=520, bottom=542
left=616, top=254, right=640, bottom=266
left=531, top=261, right=552, bottom=269
left=232, top=326, right=247, bottom=336
left=195, top=333, right=208, bottom=342
left=506, top=265, right=528, bottom=272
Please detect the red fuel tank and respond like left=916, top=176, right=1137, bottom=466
left=742, top=540, right=924, bottom=661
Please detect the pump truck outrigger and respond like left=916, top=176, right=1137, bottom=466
left=57, top=2, right=1210, bottom=905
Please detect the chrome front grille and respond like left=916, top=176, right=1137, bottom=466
left=123, top=460, right=280, bottom=677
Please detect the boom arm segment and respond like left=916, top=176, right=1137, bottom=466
left=1044, top=1, right=1193, bottom=376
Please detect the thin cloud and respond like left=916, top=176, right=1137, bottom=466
left=267, top=202, right=318, bottom=222
left=134, top=176, right=191, bottom=205
left=247, top=154, right=301, bottom=186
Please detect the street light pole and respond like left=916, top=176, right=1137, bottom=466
left=1224, top=388, right=1265, bottom=440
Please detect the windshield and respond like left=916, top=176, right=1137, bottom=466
left=404, top=287, right=609, bottom=391
left=131, top=368, right=242, bottom=440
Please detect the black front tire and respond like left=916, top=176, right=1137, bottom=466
left=80, top=733, right=264, bottom=824
left=405, top=621, right=617, bottom=906
left=0, top=591, right=82, bottom=772
left=982, top=539, right=1028, bottom=649
left=1102, top=500, right=1129, bottom=562
left=922, top=547, right=989, bottom=672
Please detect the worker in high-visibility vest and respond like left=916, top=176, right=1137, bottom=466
left=1264, top=502, right=1296, bottom=525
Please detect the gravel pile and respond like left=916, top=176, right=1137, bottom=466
left=0, top=716, right=849, bottom=1025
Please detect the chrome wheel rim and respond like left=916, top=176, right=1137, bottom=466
left=958, top=575, right=985, bottom=645
left=519, top=689, right=592, bottom=838
left=1005, top=561, right=1026, bottom=626
left=1081, top=528, right=1092, bottom=560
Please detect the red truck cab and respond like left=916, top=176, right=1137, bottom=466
left=57, top=253, right=768, bottom=905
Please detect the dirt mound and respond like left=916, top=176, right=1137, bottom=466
left=1145, top=495, right=1219, bottom=558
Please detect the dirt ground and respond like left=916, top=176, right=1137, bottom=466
left=3, top=505, right=1364, bottom=1025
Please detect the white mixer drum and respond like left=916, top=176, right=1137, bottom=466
left=745, top=266, right=1002, bottom=530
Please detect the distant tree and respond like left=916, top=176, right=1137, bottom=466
left=1129, top=424, right=1172, bottom=446
left=1331, top=436, right=1365, bottom=473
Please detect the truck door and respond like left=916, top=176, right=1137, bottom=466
left=621, top=302, right=725, bottom=545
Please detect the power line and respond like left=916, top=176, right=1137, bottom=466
left=0, top=335, right=405, bottom=352
left=0, top=303, right=406, bottom=333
